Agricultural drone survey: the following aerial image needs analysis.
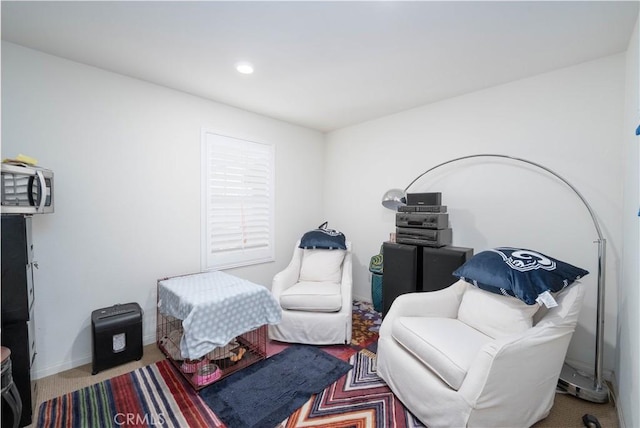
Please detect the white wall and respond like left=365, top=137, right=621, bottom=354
left=1, top=38, right=633, bottom=392
left=325, top=55, right=625, bottom=375
left=618, top=13, right=639, bottom=428
left=1, top=42, right=326, bottom=378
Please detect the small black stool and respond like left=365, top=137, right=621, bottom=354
left=1, top=346, right=22, bottom=428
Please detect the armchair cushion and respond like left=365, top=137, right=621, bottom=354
left=299, top=249, right=345, bottom=283
left=453, top=247, right=588, bottom=305
left=279, top=281, right=342, bottom=312
left=457, top=285, right=540, bottom=339
left=391, top=317, right=492, bottom=390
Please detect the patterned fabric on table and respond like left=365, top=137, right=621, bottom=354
left=158, top=271, right=282, bottom=360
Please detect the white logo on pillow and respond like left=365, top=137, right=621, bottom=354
left=319, top=229, right=343, bottom=237
left=490, top=248, right=557, bottom=272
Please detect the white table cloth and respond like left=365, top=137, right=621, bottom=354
left=158, top=271, right=282, bottom=360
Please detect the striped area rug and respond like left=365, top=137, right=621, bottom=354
left=36, top=359, right=223, bottom=428
left=282, top=348, right=425, bottom=428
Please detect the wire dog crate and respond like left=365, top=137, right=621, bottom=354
left=155, top=271, right=279, bottom=391
left=156, top=310, right=267, bottom=390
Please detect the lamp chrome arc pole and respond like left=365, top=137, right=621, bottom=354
left=383, top=153, right=609, bottom=403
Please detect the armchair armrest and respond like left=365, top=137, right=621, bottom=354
left=271, top=246, right=302, bottom=298
left=460, top=322, right=576, bottom=410
left=379, top=279, right=467, bottom=338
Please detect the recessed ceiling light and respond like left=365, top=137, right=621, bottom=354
left=235, top=62, right=254, bottom=75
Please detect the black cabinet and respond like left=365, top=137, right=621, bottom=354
left=421, top=246, right=474, bottom=291
left=382, top=243, right=418, bottom=317
left=2, top=216, right=34, bottom=323
left=2, top=215, right=37, bottom=427
left=382, top=242, right=473, bottom=316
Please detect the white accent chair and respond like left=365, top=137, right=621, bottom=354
left=268, top=240, right=352, bottom=345
left=377, top=279, right=585, bottom=428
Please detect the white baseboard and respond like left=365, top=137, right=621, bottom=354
left=33, top=333, right=157, bottom=380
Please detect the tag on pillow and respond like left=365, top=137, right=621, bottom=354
left=536, top=291, right=558, bottom=308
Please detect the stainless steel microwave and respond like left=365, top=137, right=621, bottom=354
left=1, top=163, right=54, bottom=214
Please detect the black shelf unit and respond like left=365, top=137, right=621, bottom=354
left=2, top=215, right=37, bottom=427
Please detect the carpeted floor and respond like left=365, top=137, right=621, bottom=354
left=33, top=301, right=618, bottom=428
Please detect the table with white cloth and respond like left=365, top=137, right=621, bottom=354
left=157, top=271, right=282, bottom=361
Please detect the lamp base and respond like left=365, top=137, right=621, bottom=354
left=557, top=363, right=610, bottom=403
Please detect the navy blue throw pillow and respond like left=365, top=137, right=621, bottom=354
left=299, top=222, right=346, bottom=250
left=453, top=247, right=589, bottom=305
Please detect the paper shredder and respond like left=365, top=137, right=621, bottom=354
left=91, top=302, right=143, bottom=375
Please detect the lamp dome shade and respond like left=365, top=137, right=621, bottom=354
left=382, top=188, right=406, bottom=210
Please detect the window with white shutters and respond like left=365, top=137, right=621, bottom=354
left=201, top=131, right=275, bottom=270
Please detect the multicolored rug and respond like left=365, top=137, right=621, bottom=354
left=36, top=358, right=223, bottom=428
left=282, top=348, right=425, bottom=427
left=37, top=302, right=422, bottom=428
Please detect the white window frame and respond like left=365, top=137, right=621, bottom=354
left=201, top=130, right=275, bottom=270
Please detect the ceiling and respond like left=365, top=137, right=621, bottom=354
left=2, top=1, right=638, bottom=132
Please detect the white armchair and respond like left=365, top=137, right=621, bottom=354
left=376, top=279, right=585, bottom=428
left=268, top=240, right=352, bottom=345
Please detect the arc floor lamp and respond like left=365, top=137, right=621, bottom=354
left=381, top=153, right=609, bottom=403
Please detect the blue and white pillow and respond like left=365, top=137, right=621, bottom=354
left=453, top=247, right=589, bottom=305
left=299, top=222, right=347, bottom=250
